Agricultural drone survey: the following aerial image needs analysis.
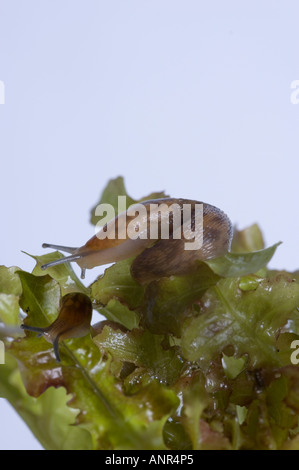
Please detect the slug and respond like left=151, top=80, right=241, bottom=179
left=41, top=198, right=233, bottom=284
left=21, top=293, right=92, bottom=362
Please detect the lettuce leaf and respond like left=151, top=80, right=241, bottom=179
left=1, top=178, right=299, bottom=450
left=89, top=176, right=169, bottom=226
left=181, top=274, right=299, bottom=369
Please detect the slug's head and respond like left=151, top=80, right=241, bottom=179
left=21, top=292, right=93, bottom=362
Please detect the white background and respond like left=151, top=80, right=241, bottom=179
left=1, top=0, right=299, bottom=450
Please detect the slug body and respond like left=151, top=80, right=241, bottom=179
left=41, top=198, right=233, bottom=284
left=21, top=293, right=92, bottom=362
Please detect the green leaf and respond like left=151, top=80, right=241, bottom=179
left=8, top=333, right=66, bottom=395
left=23, top=251, right=88, bottom=295
left=91, top=257, right=145, bottom=309
left=163, top=417, right=193, bottom=450
left=97, top=298, right=139, bottom=330
left=9, top=331, right=178, bottom=449
left=222, top=353, right=247, bottom=379
left=242, top=368, right=299, bottom=449
left=93, top=325, right=183, bottom=385
left=236, top=405, right=248, bottom=425
left=90, top=176, right=169, bottom=226
left=181, top=274, right=299, bottom=369
left=238, top=275, right=262, bottom=291
left=141, top=262, right=220, bottom=336
left=90, top=176, right=135, bottom=225
left=17, top=271, right=61, bottom=326
left=205, top=242, right=281, bottom=278
left=0, top=266, right=22, bottom=296
left=0, top=266, right=23, bottom=326
left=181, top=373, right=208, bottom=450
left=0, top=354, right=93, bottom=450
left=179, top=372, right=231, bottom=450
left=231, top=224, right=265, bottom=253
left=2, top=178, right=299, bottom=451
left=0, top=294, right=20, bottom=326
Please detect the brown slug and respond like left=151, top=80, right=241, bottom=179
left=41, top=198, right=233, bottom=284
left=21, top=292, right=92, bottom=362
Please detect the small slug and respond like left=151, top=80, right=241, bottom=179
left=21, top=292, right=92, bottom=362
left=41, top=198, right=233, bottom=284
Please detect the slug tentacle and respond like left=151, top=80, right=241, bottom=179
left=42, top=243, right=78, bottom=254
left=20, top=324, right=45, bottom=337
left=52, top=335, right=61, bottom=363
left=41, top=253, right=82, bottom=271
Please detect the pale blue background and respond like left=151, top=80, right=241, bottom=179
left=1, top=0, right=299, bottom=450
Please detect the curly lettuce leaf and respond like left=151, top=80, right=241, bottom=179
left=141, top=262, right=220, bottom=337
left=23, top=251, right=89, bottom=296
left=96, top=299, right=139, bottom=330
left=0, top=355, right=92, bottom=450
left=1, top=180, right=299, bottom=451
left=231, top=224, right=265, bottom=253
left=181, top=274, right=299, bottom=369
left=9, top=331, right=178, bottom=449
left=18, top=271, right=61, bottom=326
left=0, top=266, right=22, bottom=326
left=205, top=242, right=281, bottom=278
left=91, top=257, right=144, bottom=309
left=93, top=325, right=183, bottom=385
left=222, top=353, right=247, bottom=380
